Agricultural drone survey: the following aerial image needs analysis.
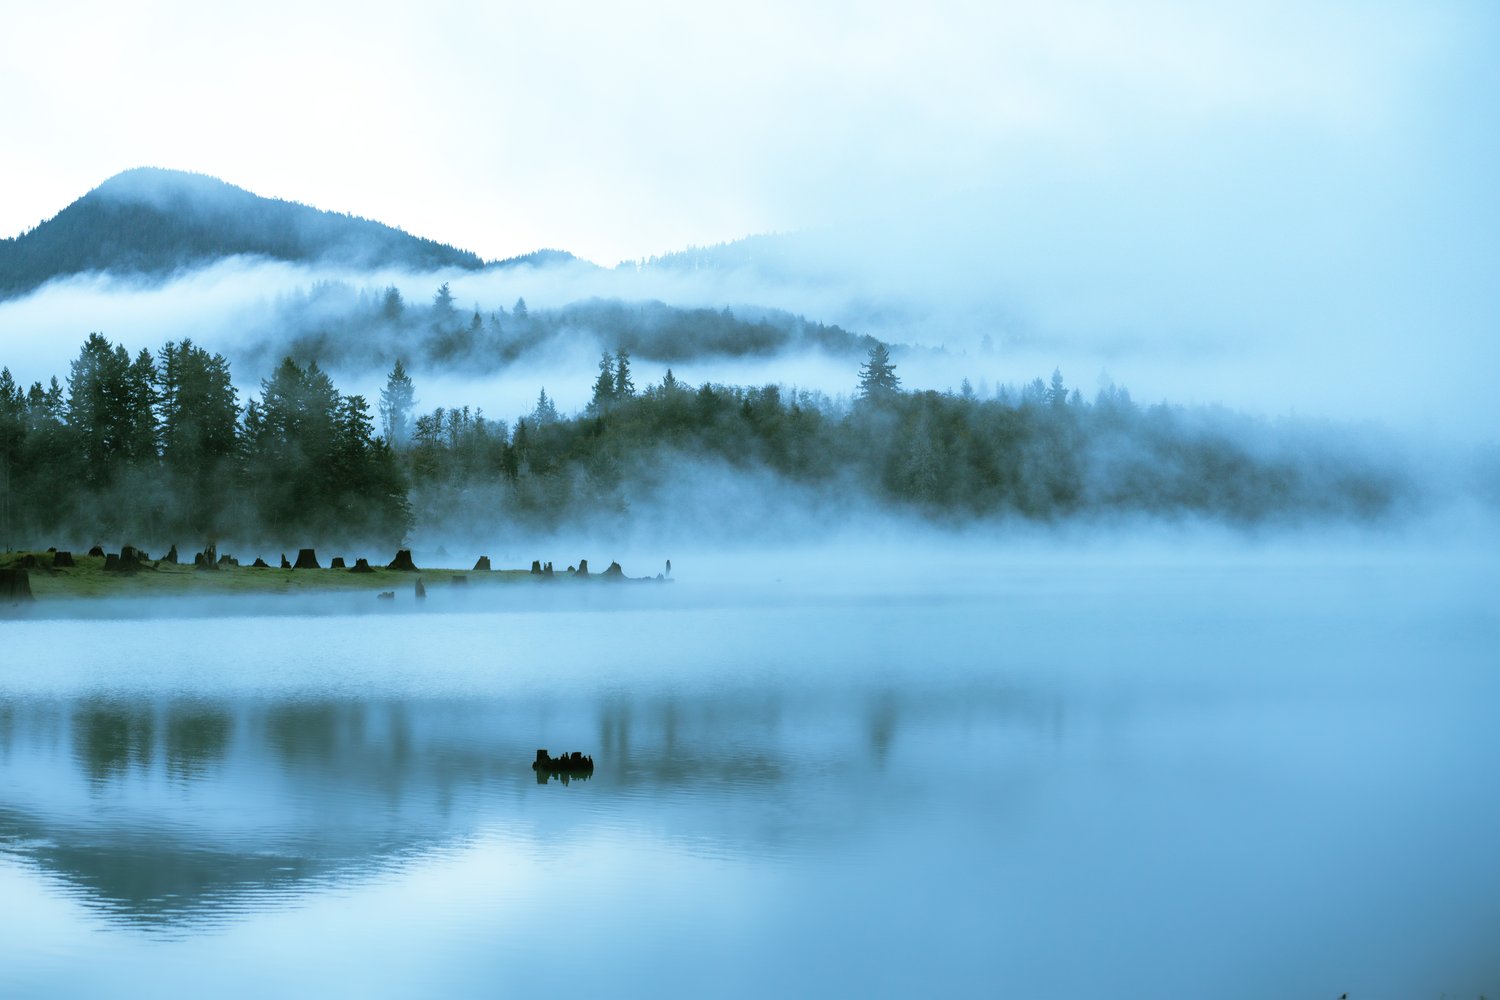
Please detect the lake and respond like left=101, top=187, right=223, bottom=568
left=2, top=538, right=1497, bottom=998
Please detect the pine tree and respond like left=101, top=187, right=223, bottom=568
left=590, top=352, right=617, bottom=413
left=857, top=343, right=901, bottom=400
left=615, top=348, right=635, bottom=398
left=378, top=359, right=417, bottom=446
left=532, top=388, right=559, bottom=425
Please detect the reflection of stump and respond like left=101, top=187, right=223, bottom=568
left=387, top=549, right=418, bottom=571
left=252, top=557, right=270, bottom=568
left=280, top=554, right=291, bottom=569
left=474, top=556, right=491, bottom=572
left=330, top=557, right=346, bottom=569
left=0, top=568, right=34, bottom=603
left=414, top=578, right=426, bottom=599
left=377, top=591, right=395, bottom=600
left=350, top=558, right=374, bottom=573
left=53, top=551, right=75, bottom=568
left=165, top=544, right=178, bottom=564
left=293, top=548, right=320, bottom=570
left=530, top=560, right=542, bottom=574
left=452, top=575, right=467, bottom=585
left=88, top=545, right=105, bottom=558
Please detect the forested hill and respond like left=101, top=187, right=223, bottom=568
left=0, top=168, right=488, bottom=298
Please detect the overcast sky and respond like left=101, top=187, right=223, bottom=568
left=2, top=1, right=1497, bottom=435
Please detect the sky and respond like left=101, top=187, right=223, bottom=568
left=1, top=0, right=1498, bottom=436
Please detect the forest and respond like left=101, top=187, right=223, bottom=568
left=0, top=331, right=1414, bottom=551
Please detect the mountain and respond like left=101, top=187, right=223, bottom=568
left=0, top=168, right=491, bottom=298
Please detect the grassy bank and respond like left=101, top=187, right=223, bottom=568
left=0, top=550, right=539, bottom=601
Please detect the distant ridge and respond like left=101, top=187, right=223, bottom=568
left=0, top=168, right=513, bottom=298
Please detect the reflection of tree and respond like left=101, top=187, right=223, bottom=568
left=75, top=701, right=154, bottom=785
left=165, top=704, right=232, bottom=780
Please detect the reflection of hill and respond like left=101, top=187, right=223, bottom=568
left=0, top=686, right=1055, bottom=928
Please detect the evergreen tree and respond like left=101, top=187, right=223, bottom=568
left=590, top=351, right=617, bottom=413
left=532, top=388, right=559, bottom=425
left=615, top=348, right=635, bottom=398
left=378, top=359, right=417, bottom=445
left=381, top=286, right=404, bottom=321
left=857, top=342, right=901, bottom=400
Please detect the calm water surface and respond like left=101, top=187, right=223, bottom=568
left=1, top=546, right=1497, bottom=998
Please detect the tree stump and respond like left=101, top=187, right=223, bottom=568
left=0, top=568, right=34, bottom=603
left=280, top=554, right=291, bottom=569
left=293, top=549, right=320, bottom=570
left=473, top=556, right=491, bottom=572
left=602, top=561, right=625, bottom=579
left=104, top=553, right=122, bottom=573
left=387, top=549, right=419, bottom=571
left=330, top=557, right=346, bottom=569
left=52, top=551, right=75, bottom=568
left=575, top=559, right=589, bottom=577
left=88, top=545, right=105, bottom=558
left=530, top=560, right=542, bottom=574
left=165, top=544, right=179, bottom=564
left=414, top=578, right=426, bottom=599
left=252, top=557, right=270, bottom=568
left=350, top=558, right=374, bottom=573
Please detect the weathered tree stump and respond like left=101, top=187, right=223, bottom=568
left=602, top=561, right=625, bottom=579
left=330, top=557, right=346, bottom=569
left=104, top=553, right=122, bottom=573
left=387, top=549, right=419, bottom=571
left=217, top=554, right=237, bottom=567
left=88, top=545, right=105, bottom=558
left=251, top=557, right=270, bottom=568
left=474, top=556, right=492, bottom=572
left=280, top=554, right=291, bottom=569
left=349, top=558, right=374, bottom=573
left=165, top=544, right=179, bottom=564
left=293, top=548, right=320, bottom=570
left=414, top=578, right=426, bottom=599
left=21, top=554, right=37, bottom=569
left=52, top=551, right=75, bottom=568
left=0, top=568, right=34, bottom=604
left=530, top=560, right=542, bottom=574
left=575, top=559, right=590, bottom=577
left=543, top=562, right=554, bottom=577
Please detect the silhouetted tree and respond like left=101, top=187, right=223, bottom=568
left=379, top=359, right=416, bottom=445
left=857, top=342, right=901, bottom=400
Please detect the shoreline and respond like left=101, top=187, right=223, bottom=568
left=0, top=550, right=665, bottom=604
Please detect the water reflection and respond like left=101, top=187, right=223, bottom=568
left=0, top=685, right=1049, bottom=930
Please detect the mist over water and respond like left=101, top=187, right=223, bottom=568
left=1, top=537, right=1497, bottom=997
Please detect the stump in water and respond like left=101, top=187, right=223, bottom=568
left=530, top=560, right=542, bottom=575
left=349, top=558, right=374, bottom=573
left=88, top=545, right=105, bottom=558
left=414, top=578, right=426, bottom=599
left=165, top=544, right=179, bottom=564
left=575, top=559, right=590, bottom=577
left=52, top=551, right=74, bottom=568
left=474, top=556, right=492, bottom=572
left=387, top=549, right=418, bottom=572
left=21, top=554, right=37, bottom=569
left=377, top=591, right=395, bottom=600
left=294, top=549, right=320, bottom=570
left=602, top=561, right=625, bottom=580
left=330, top=557, right=346, bottom=569
left=0, top=568, right=34, bottom=604
left=251, top=557, right=270, bottom=568
left=280, top=554, right=291, bottom=569
left=451, top=575, right=467, bottom=585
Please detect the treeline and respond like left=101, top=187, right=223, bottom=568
left=1, top=335, right=1411, bottom=550
left=0, top=335, right=409, bottom=548
left=245, top=283, right=876, bottom=374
